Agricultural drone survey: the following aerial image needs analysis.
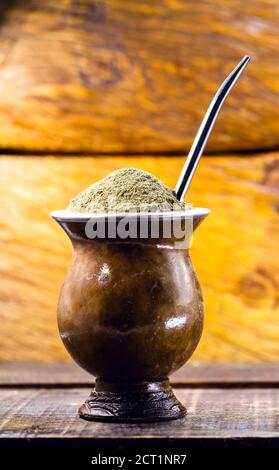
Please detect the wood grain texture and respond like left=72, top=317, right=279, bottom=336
left=0, top=0, right=278, bottom=153
left=0, top=153, right=279, bottom=361
left=0, top=387, right=278, bottom=438
left=1, top=362, right=279, bottom=387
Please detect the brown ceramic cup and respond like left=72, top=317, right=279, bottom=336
left=51, top=208, right=210, bottom=422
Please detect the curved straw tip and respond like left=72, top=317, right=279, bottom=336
left=175, top=55, right=251, bottom=201
left=243, top=55, right=251, bottom=63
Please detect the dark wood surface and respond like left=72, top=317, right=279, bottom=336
left=0, top=361, right=279, bottom=387
left=0, top=362, right=278, bottom=442
left=1, top=388, right=278, bottom=439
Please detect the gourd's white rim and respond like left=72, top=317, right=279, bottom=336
left=50, top=208, right=211, bottom=222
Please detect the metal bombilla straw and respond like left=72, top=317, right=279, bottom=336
left=175, top=55, right=250, bottom=201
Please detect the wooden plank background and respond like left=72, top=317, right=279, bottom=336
left=0, top=0, right=278, bottom=363
left=1, top=153, right=278, bottom=362
left=0, top=0, right=278, bottom=153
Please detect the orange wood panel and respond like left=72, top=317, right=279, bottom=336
left=0, top=153, right=278, bottom=361
left=0, top=1, right=278, bottom=153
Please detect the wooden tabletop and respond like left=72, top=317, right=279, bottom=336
left=0, top=362, right=278, bottom=447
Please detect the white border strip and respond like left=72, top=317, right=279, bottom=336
left=50, top=208, right=211, bottom=222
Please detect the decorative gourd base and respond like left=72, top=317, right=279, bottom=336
left=79, top=378, right=186, bottom=423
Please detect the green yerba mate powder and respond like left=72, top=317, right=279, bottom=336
left=67, top=167, right=190, bottom=214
